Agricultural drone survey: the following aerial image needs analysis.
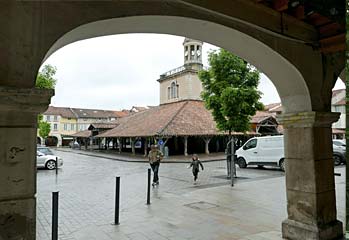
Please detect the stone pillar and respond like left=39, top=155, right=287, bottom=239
left=183, top=136, right=188, bottom=156
left=277, top=111, right=343, bottom=240
left=203, top=137, right=211, bottom=155
left=144, top=138, right=148, bottom=157
left=0, top=87, right=53, bottom=240
left=117, top=137, right=122, bottom=153
left=130, top=137, right=136, bottom=155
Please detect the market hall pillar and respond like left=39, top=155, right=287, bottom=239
left=277, top=112, right=343, bottom=240
left=0, top=87, right=53, bottom=240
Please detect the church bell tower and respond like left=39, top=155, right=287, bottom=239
left=157, top=38, right=204, bottom=105
left=183, top=38, right=203, bottom=70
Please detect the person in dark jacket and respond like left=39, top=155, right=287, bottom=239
left=148, top=144, right=163, bottom=186
left=189, top=154, right=204, bottom=183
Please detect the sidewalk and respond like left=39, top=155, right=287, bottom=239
left=54, top=147, right=226, bottom=163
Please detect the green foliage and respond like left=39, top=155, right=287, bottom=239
left=35, top=64, right=57, bottom=89
left=38, top=121, right=51, bottom=139
left=38, top=114, right=43, bottom=123
left=36, top=65, right=56, bottom=139
left=199, top=49, right=263, bottom=134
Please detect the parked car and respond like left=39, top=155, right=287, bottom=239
left=332, top=140, right=346, bottom=166
left=36, top=148, right=63, bottom=170
left=236, top=135, right=345, bottom=171
left=37, top=146, right=54, bottom=155
left=69, top=141, right=80, bottom=149
left=333, top=139, right=346, bottom=148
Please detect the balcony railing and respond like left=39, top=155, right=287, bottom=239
left=160, top=66, right=186, bottom=79
left=159, top=65, right=208, bottom=79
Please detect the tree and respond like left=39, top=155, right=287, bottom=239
left=199, top=49, right=263, bottom=183
left=35, top=64, right=57, bottom=89
left=36, top=64, right=57, bottom=143
left=38, top=121, right=51, bottom=140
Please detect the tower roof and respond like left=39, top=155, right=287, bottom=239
left=183, top=38, right=203, bottom=45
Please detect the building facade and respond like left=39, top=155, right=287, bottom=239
left=41, top=107, right=127, bottom=146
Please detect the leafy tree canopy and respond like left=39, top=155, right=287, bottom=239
left=38, top=121, right=51, bottom=139
left=35, top=64, right=57, bottom=89
left=199, top=49, right=264, bottom=134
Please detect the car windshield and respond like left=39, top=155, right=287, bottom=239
left=333, top=141, right=346, bottom=147
left=37, top=148, right=53, bottom=155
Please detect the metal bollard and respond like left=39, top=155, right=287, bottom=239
left=55, top=157, right=58, bottom=175
left=114, top=176, right=120, bottom=225
left=147, top=168, right=151, bottom=205
left=52, top=191, right=59, bottom=240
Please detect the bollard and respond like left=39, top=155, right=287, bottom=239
left=55, top=157, right=58, bottom=175
left=114, top=176, right=120, bottom=225
left=147, top=168, right=151, bottom=205
left=52, top=191, right=59, bottom=240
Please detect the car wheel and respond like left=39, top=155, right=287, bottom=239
left=333, top=155, right=342, bottom=166
left=237, top=157, right=247, bottom=168
left=279, top=159, right=285, bottom=172
left=45, top=160, right=56, bottom=170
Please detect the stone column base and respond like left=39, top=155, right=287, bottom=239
left=282, top=219, right=344, bottom=240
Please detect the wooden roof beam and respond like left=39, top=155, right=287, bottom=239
left=320, top=34, right=345, bottom=53
left=179, top=0, right=318, bottom=43
left=273, top=0, right=288, bottom=12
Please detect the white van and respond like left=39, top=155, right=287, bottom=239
left=236, top=135, right=285, bottom=171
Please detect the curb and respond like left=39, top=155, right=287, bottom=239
left=54, top=148, right=226, bottom=163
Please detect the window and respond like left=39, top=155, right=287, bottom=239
left=46, top=115, right=51, bottom=121
left=184, top=46, right=189, bottom=61
left=190, top=45, right=195, bottom=59
left=243, top=139, right=257, bottom=150
left=54, top=115, right=58, bottom=121
left=64, top=124, right=67, bottom=131
left=53, top=124, right=58, bottom=131
left=168, top=82, right=179, bottom=99
left=71, top=124, right=74, bottom=131
left=167, top=87, right=170, bottom=99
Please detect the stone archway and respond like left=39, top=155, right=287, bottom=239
left=44, top=16, right=311, bottom=114
left=0, top=3, right=344, bottom=240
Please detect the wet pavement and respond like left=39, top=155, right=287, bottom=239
left=36, top=149, right=345, bottom=240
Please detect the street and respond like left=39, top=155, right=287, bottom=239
left=36, top=150, right=345, bottom=240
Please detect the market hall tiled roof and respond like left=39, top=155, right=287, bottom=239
left=97, top=100, right=257, bottom=138
left=69, top=130, right=92, bottom=138
left=88, top=122, right=119, bottom=130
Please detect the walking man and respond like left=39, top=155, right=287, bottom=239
left=148, top=144, right=163, bottom=186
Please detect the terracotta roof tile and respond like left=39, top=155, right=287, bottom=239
left=98, top=101, right=258, bottom=138
left=70, top=130, right=91, bottom=138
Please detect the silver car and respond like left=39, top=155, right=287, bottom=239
left=36, top=147, right=63, bottom=170
left=333, top=140, right=346, bottom=166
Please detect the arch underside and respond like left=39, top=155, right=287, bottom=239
left=45, top=15, right=311, bottom=114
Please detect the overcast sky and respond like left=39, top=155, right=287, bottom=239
left=43, top=34, right=345, bottom=111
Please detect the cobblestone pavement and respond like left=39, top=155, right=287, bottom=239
left=36, top=150, right=345, bottom=240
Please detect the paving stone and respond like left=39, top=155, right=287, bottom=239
left=36, top=150, right=345, bottom=240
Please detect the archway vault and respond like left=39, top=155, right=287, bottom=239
left=43, top=16, right=311, bottom=114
